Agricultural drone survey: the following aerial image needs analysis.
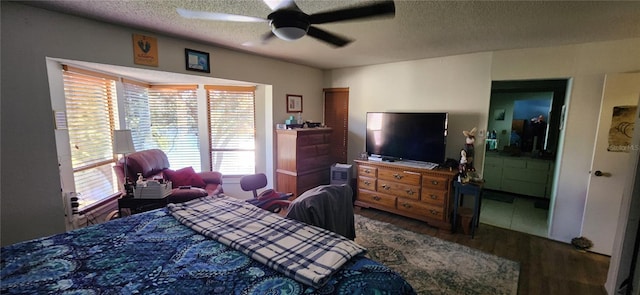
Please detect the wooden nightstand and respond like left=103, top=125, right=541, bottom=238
left=452, top=181, right=484, bottom=238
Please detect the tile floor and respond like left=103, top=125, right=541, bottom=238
left=479, top=194, right=550, bottom=238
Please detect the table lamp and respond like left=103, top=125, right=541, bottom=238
left=113, top=129, right=135, bottom=195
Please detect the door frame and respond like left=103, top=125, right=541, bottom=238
left=485, top=79, right=570, bottom=237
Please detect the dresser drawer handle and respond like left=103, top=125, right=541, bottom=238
left=372, top=195, right=381, bottom=201
left=401, top=202, right=412, bottom=208
left=364, top=180, right=371, bottom=185
left=393, top=173, right=403, bottom=179
left=364, top=169, right=371, bottom=174
left=406, top=189, right=415, bottom=195
left=429, top=194, right=438, bottom=199
left=431, top=180, right=439, bottom=185
left=429, top=210, right=440, bottom=216
left=382, top=184, right=391, bottom=190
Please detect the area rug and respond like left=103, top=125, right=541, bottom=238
left=354, top=214, right=520, bottom=295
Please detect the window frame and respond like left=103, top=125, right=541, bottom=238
left=206, top=85, right=257, bottom=176
left=123, top=82, right=202, bottom=171
left=61, top=65, right=121, bottom=212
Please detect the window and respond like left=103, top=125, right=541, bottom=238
left=123, top=83, right=201, bottom=171
left=59, top=65, right=257, bottom=212
left=62, top=66, right=120, bottom=211
left=206, top=85, right=256, bottom=175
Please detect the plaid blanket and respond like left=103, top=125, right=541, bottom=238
left=167, top=195, right=366, bottom=288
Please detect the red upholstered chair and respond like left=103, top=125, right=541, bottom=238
left=113, top=149, right=223, bottom=203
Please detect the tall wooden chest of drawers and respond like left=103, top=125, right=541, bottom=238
left=354, top=160, right=457, bottom=230
left=276, top=128, right=332, bottom=197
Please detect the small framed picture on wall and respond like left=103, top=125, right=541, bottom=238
left=185, top=48, right=210, bottom=73
left=132, top=34, right=158, bottom=67
left=287, top=94, right=303, bottom=113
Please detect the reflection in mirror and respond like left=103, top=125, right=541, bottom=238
left=512, top=99, right=552, bottom=153
left=487, top=92, right=555, bottom=157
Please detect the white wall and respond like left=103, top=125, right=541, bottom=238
left=0, top=2, right=324, bottom=246
left=325, top=38, right=640, bottom=244
left=325, top=52, right=494, bottom=169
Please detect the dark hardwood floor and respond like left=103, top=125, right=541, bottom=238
left=355, top=207, right=610, bottom=295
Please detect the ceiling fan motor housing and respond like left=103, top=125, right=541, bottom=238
left=268, top=10, right=310, bottom=40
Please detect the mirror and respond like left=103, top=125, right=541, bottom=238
left=487, top=80, right=566, bottom=159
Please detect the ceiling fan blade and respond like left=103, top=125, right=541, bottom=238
left=307, top=26, right=352, bottom=47
left=241, top=31, right=276, bottom=47
left=263, top=0, right=297, bottom=11
left=260, top=31, right=277, bottom=43
left=309, top=1, right=395, bottom=24
left=177, top=8, right=267, bottom=22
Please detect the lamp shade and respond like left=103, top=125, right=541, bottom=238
left=113, top=130, right=135, bottom=154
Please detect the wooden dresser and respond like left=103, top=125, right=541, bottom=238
left=354, top=160, right=457, bottom=230
left=276, top=128, right=332, bottom=197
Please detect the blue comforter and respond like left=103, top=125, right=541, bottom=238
left=1, top=204, right=415, bottom=294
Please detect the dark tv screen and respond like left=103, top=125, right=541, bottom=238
left=366, top=112, right=448, bottom=164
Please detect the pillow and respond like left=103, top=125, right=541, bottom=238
left=164, top=167, right=206, bottom=188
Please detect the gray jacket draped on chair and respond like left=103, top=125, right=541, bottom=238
left=285, top=184, right=355, bottom=239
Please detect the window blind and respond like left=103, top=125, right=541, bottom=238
left=62, top=67, right=119, bottom=210
left=147, top=85, right=201, bottom=171
left=122, top=80, right=152, bottom=151
left=206, top=85, right=256, bottom=176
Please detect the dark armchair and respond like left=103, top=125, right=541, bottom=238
left=113, top=149, right=222, bottom=203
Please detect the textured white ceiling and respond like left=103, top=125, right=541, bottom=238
left=23, top=0, right=640, bottom=70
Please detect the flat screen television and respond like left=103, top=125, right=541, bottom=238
left=365, top=112, right=448, bottom=164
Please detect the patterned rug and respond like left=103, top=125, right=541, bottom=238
left=354, top=215, right=520, bottom=295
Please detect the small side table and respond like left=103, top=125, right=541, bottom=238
left=452, top=181, right=484, bottom=238
left=118, top=195, right=169, bottom=217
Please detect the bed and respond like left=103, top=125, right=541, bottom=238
left=1, top=195, right=415, bottom=294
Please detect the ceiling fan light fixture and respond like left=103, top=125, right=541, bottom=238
left=272, top=27, right=307, bottom=40
left=268, top=10, right=309, bottom=41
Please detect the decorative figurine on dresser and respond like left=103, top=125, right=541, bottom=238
left=463, top=127, right=477, bottom=170
left=459, top=149, right=469, bottom=182
left=459, top=127, right=477, bottom=183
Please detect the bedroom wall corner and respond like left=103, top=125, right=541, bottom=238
left=1, top=3, right=67, bottom=246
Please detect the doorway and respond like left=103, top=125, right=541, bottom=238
left=481, top=79, right=568, bottom=237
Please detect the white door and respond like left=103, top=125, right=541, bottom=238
left=582, top=72, right=640, bottom=255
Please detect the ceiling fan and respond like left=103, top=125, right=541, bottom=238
left=177, top=0, right=395, bottom=47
